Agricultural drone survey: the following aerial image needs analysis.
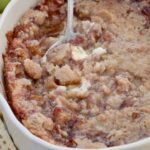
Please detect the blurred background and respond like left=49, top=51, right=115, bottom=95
left=0, top=0, right=10, bottom=14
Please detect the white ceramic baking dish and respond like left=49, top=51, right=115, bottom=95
left=0, top=0, right=150, bottom=150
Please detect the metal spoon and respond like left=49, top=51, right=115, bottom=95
left=41, top=0, right=76, bottom=63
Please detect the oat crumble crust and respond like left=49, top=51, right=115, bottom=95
left=3, top=0, right=150, bottom=149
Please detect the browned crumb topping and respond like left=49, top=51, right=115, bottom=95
left=3, top=0, right=150, bottom=149
left=54, top=65, right=81, bottom=85
left=24, top=59, right=42, bottom=79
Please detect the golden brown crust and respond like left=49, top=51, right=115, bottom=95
left=3, top=55, right=20, bottom=119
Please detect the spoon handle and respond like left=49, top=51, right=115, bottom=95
left=65, top=0, right=74, bottom=37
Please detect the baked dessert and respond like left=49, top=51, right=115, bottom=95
left=3, top=0, right=150, bottom=149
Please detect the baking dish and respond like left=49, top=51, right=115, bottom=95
left=0, top=0, right=150, bottom=150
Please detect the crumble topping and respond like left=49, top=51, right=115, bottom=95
left=3, top=0, right=150, bottom=149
